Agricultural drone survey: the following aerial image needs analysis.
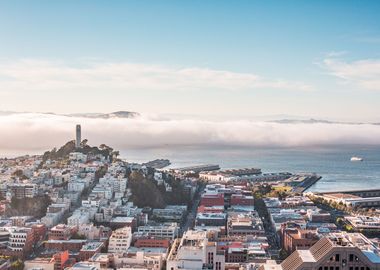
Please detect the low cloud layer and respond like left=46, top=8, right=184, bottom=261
left=0, top=113, right=379, bottom=155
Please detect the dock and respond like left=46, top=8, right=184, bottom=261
left=174, top=164, right=220, bottom=173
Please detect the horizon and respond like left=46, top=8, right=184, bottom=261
left=0, top=1, right=380, bottom=122
left=2, top=2, right=380, bottom=268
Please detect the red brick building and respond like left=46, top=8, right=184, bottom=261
left=48, top=224, right=75, bottom=240
left=31, top=223, right=47, bottom=242
left=200, top=193, right=224, bottom=207
left=79, top=242, right=104, bottom=261
left=53, top=251, right=70, bottom=270
left=134, top=238, right=170, bottom=248
left=230, top=194, right=254, bottom=206
left=281, top=226, right=319, bottom=254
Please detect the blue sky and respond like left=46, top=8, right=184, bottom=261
left=0, top=0, right=380, bottom=121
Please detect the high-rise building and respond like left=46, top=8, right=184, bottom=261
left=76, top=124, right=81, bottom=148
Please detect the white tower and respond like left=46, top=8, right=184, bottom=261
left=76, top=124, right=81, bottom=148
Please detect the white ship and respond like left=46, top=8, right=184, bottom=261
left=350, top=156, right=363, bottom=162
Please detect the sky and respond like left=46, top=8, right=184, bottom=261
left=0, top=1, right=380, bottom=121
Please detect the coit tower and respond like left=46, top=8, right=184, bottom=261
left=76, top=124, right=81, bottom=148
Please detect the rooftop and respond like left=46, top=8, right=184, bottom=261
left=80, top=241, right=103, bottom=251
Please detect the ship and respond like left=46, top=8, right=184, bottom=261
left=350, top=156, right=363, bottom=162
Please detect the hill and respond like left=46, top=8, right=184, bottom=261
left=41, top=140, right=115, bottom=164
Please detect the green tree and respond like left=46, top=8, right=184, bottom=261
left=10, top=260, right=24, bottom=270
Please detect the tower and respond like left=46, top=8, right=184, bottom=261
left=75, top=124, right=81, bottom=148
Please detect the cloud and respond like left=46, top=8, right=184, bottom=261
left=0, top=113, right=379, bottom=156
left=0, top=59, right=312, bottom=92
left=322, top=57, right=380, bottom=90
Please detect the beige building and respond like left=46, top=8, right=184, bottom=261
left=167, top=230, right=225, bottom=270
left=260, top=232, right=380, bottom=270
left=108, top=226, right=132, bottom=253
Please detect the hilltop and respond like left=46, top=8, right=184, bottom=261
left=41, top=140, right=118, bottom=164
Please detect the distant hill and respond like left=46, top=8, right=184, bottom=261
left=0, top=110, right=140, bottom=119
left=68, top=111, right=140, bottom=119
left=269, top=118, right=363, bottom=125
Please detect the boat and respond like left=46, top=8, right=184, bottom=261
left=350, top=156, right=363, bottom=162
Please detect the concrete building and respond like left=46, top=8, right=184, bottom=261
left=152, top=206, right=187, bottom=222
left=138, top=223, right=179, bottom=240
left=67, top=209, right=90, bottom=227
left=8, top=227, right=34, bottom=252
left=134, top=237, right=170, bottom=248
left=77, top=223, right=112, bottom=241
left=8, top=183, right=37, bottom=199
left=281, top=226, right=320, bottom=254
left=200, top=193, right=225, bottom=207
left=24, top=251, right=70, bottom=270
left=79, top=241, right=104, bottom=261
left=230, top=194, right=254, bottom=207
left=196, top=213, right=227, bottom=227
left=227, top=213, right=265, bottom=237
left=108, top=226, right=132, bottom=253
left=345, top=216, right=380, bottom=231
left=44, top=239, right=86, bottom=252
left=48, top=224, right=74, bottom=240
left=114, top=251, right=164, bottom=270
left=167, top=230, right=225, bottom=270
left=260, top=232, right=380, bottom=270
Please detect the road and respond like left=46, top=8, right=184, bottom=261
left=181, top=185, right=204, bottom=235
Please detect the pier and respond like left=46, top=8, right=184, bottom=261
left=174, top=164, right=220, bottom=173
left=314, top=188, right=380, bottom=198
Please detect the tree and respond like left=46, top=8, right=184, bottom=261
left=10, top=260, right=24, bottom=270
left=279, top=249, right=289, bottom=260
left=81, top=139, right=88, bottom=147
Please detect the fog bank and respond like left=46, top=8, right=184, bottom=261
left=0, top=113, right=379, bottom=155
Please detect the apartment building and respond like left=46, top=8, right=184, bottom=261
left=260, top=232, right=380, bottom=270
left=108, top=226, right=132, bottom=253
left=167, top=230, right=225, bottom=270
left=137, top=223, right=179, bottom=240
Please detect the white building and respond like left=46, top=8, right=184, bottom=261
left=108, top=226, right=132, bottom=253
left=67, top=209, right=90, bottom=227
left=154, top=172, right=164, bottom=185
left=166, top=230, right=225, bottom=270
left=68, top=180, right=86, bottom=193
left=69, top=152, right=87, bottom=162
left=114, top=251, right=163, bottom=270
left=138, top=223, right=179, bottom=240
left=8, top=227, right=32, bottom=252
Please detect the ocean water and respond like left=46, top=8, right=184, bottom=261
left=120, top=145, right=380, bottom=192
